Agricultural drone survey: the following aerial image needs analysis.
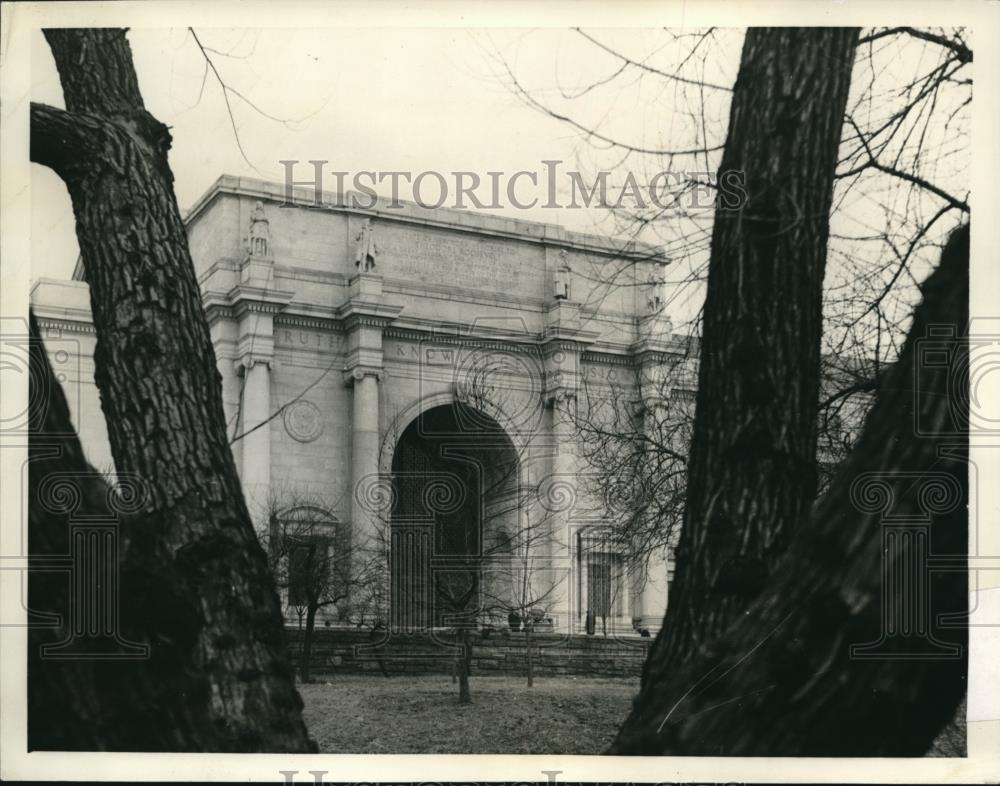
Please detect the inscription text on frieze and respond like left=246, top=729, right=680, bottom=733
left=380, top=228, right=539, bottom=292
left=276, top=327, right=344, bottom=352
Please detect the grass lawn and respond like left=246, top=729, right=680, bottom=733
left=299, top=673, right=638, bottom=754
left=300, top=675, right=966, bottom=755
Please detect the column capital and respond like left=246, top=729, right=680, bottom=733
left=546, top=387, right=578, bottom=419
left=542, top=334, right=591, bottom=406
left=545, top=383, right=577, bottom=406
left=234, top=354, right=273, bottom=375
left=343, top=365, right=382, bottom=386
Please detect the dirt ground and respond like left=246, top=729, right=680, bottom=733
left=298, top=673, right=638, bottom=754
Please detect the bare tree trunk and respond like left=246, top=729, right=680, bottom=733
left=525, top=626, right=535, bottom=688
left=28, top=29, right=311, bottom=751
left=636, top=26, right=860, bottom=696
left=28, top=313, right=213, bottom=749
left=612, top=224, right=968, bottom=755
left=300, top=605, right=317, bottom=684
left=370, top=623, right=391, bottom=678
left=457, top=628, right=473, bottom=704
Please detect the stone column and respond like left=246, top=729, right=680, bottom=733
left=230, top=295, right=291, bottom=520
left=238, top=356, right=272, bottom=510
left=545, top=387, right=577, bottom=630
left=541, top=334, right=595, bottom=632
left=347, top=367, right=381, bottom=550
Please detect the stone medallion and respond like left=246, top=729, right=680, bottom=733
left=283, top=400, right=323, bottom=443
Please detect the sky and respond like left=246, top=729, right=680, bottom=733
left=31, top=27, right=724, bottom=279
left=29, top=26, right=969, bottom=341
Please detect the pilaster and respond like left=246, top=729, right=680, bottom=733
left=228, top=286, right=292, bottom=519
left=537, top=278, right=600, bottom=631
left=340, top=267, right=402, bottom=599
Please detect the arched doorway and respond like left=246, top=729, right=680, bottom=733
left=389, top=402, right=519, bottom=632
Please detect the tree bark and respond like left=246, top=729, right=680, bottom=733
left=526, top=626, right=535, bottom=688
left=458, top=628, right=472, bottom=704
left=300, top=604, right=317, bottom=684
left=29, top=29, right=312, bottom=751
left=28, top=312, right=209, bottom=749
left=612, top=224, right=968, bottom=755
left=634, top=27, right=860, bottom=697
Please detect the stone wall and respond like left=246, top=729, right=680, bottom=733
left=286, top=627, right=651, bottom=678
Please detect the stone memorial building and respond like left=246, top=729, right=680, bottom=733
left=31, top=175, right=681, bottom=637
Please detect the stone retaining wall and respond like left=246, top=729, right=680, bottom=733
left=286, top=627, right=651, bottom=678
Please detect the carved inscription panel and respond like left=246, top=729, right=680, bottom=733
left=378, top=224, right=543, bottom=295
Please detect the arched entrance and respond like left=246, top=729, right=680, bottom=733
left=389, top=402, right=519, bottom=632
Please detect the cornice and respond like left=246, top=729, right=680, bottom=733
left=33, top=316, right=96, bottom=335
left=184, top=175, right=668, bottom=265
left=540, top=329, right=601, bottom=351
left=337, top=299, right=404, bottom=329
left=582, top=351, right=636, bottom=367
left=631, top=346, right=683, bottom=366
left=228, top=285, right=295, bottom=315
left=204, top=303, right=235, bottom=328
left=631, top=333, right=683, bottom=356
left=196, top=257, right=241, bottom=285
left=383, top=326, right=543, bottom=355
left=274, top=313, right=345, bottom=332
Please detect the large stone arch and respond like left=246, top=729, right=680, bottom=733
left=386, top=400, right=523, bottom=632
left=378, top=389, right=534, bottom=477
